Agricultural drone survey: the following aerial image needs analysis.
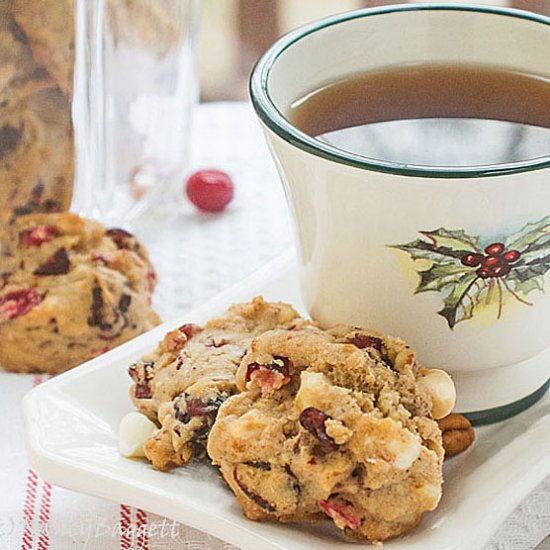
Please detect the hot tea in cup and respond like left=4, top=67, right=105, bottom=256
left=290, top=64, right=550, bottom=167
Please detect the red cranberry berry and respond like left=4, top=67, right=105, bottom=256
left=461, top=253, right=484, bottom=267
left=185, top=169, right=234, bottom=213
left=0, top=289, right=41, bottom=322
left=20, top=224, right=59, bottom=247
left=492, top=263, right=511, bottom=278
left=477, top=266, right=491, bottom=279
left=484, top=243, right=505, bottom=256
left=483, top=256, right=501, bottom=269
left=503, top=250, right=521, bottom=263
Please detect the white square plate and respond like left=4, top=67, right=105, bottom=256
left=22, top=251, right=550, bottom=550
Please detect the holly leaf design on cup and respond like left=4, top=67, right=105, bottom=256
left=391, top=216, right=550, bottom=329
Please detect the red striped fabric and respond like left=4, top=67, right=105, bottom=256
left=20, top=469, right=39, bottom=550
left=21, top=375, right=46, bottom=550
left=136, top=508, right=150, bottom=550
left=37, top=481, right=53, bottom=550
left=119, top=504, right=133, bottom=549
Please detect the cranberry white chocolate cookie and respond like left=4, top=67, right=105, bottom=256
left=128, top=297, right=312, bottom=470
left=0, top=212, right=160, bottom=374
left=208, top=325, right=454, bottom=542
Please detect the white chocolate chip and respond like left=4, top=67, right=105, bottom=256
left=388, top=430, right=422, bottom=470
left=417, top=369, right=456, bottom=420
left=118, top=412, right=157, bottom=458
left=295, top=371, right=332, bottom=411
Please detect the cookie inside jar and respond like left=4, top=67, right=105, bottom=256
left=1, top=0, right=75, bottom=228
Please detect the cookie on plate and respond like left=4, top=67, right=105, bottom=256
left=208, top=325, right=455, bottom=542
left=0, top=212, right=160, bottom=374
left=128, top=297, right=312, bottom=470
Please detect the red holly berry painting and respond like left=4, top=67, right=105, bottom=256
left=391, top=216, right=550, bottom=329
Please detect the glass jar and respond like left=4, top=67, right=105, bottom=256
left=0, top=0, right=199, bottom=230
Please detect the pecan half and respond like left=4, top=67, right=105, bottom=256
left=437, top=413, right=475, bottom=457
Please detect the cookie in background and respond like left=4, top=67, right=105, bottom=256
left=0, top=212, right=161, bottom=374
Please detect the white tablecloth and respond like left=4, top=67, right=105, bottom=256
left=1, top=102, right=548, bottom=550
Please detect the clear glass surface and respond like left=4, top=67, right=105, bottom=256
left=72, top=0, right=199, bottom=225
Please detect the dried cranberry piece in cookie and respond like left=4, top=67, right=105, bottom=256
left=20, top=224, right=59, bottom=247
left=245, top=355, right=294, bottom=394
left=128, top=361, right=155, bottom=399
left=347, top=332, right=396, bottom=369
left=174, top=393, right=226, bottom=425
left=105, top=228, right=134, bottom=250
left=347, top=332, right=383, bottom=352
left=299, top=407, right=339, bottom=453
left=118, top=294, right=132, bottom=314
left=0, top=289, right=41, bottom=322
left=320, top=498, right=361, bottom=531
left=91, top=252, right=109, bottom=265
left=233, top=465, right=276, bottom=513
left=178, top=323, right=202, bottom=339
left=146, top=267, right=157, bottom=294
left=173, top=392, right=229, bottom=458
left=33, top=248, right=71, bottom=276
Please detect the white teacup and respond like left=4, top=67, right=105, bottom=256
left=250, top=4, right=550, bottom=422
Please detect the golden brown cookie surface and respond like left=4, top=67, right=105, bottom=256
left=208, top=325, right=445, bottom=542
